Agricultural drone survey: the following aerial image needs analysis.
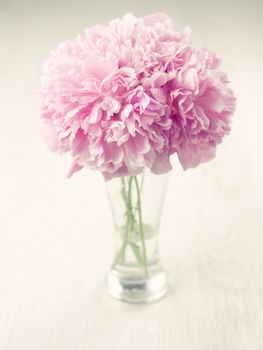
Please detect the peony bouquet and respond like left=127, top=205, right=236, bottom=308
left=40, top=13, right=235, bottom=302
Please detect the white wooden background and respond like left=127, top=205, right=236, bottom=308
left=0, top=0, right=263, bottom=349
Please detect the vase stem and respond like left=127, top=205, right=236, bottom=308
left=134, top=176, right=148, bottom=278
left=113, top=175, right=148, bottom=277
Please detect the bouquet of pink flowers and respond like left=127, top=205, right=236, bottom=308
left=40, top=13, right=236, bottom=303
left=40, top=13, right=235, bottom=180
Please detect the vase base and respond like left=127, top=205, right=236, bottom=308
left=107, top=265, right=168, bottom=304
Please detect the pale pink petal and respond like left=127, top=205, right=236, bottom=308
left=66, top=162, right=83, bottom=178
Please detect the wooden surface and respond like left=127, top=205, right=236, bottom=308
left=1, top=1, right=263, bottom=349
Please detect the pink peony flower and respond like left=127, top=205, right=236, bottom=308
left=40, top=13, right=235, bottom=180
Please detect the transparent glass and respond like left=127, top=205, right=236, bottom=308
left=106, top=170, right=169, bottom=303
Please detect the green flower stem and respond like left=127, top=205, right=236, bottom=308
left=112, top=178, right=128, bottom=266
left=120, top=176, right=133, bottom=262
left=113, top=174, right=148, bottom=278
left=134, top=176, right=148, bottom=278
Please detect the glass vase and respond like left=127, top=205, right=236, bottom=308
left=106, top=170, right=169, bottom=303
